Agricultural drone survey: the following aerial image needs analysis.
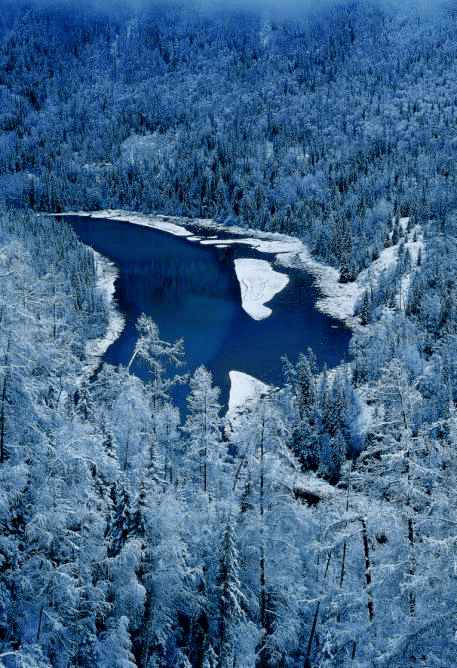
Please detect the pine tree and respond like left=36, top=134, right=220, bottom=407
left=296, top=353, right=315, bottom=421
left=109, top=479, right=133, bottom=557
left=128, top=314, right=185, bottom=411
left=360, top=289, right=371, bottom=325
left=77, top=382, right=95, bottom=421
left=359, top=359, right=422, bottom=619
left=203, top=645, right=218, bottom=668
left=100, top=616, right=137, bottom=668
left=154, top=402, right=181, bottom=484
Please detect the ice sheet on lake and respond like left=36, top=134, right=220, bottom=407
left=234, top=258, right=289, bottom=320
left=200, top=237, right=300, bottom=253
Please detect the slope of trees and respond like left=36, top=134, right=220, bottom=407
left=1, top=2, right=457, bottom=276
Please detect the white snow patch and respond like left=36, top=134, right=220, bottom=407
left=234, top=258, right=289, bottom=320
left=293, top=475, right=339, bottom=502
left=82, top=251, right=125, bottom=381
left=187, top=236, right=202, bottom=241
left=228, top=370, right=270, bottom=415
left=200, top=237, right=300, bottom=254
left=277, top=247, right=361, bottom=326
left=216, top=244, right=228, bottom=248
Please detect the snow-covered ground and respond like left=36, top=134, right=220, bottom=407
left=227, top=370, right=271, bottom=417
left=234, top=258, right=289, bottom=320
left=277, top=217, right=423, bottom=328
left=80, top=251, right=125, bottom=383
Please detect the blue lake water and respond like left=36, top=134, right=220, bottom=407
left=64, top=215, right=351, bottom=408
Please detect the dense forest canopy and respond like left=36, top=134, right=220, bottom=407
left=2, top=0, right=457, bottom=666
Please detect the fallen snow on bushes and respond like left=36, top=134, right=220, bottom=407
left=234, top=258, right=289, bottom=320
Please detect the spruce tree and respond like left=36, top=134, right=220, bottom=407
left=360, top=289, right=372, bottom=326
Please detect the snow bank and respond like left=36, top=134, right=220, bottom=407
left=200, top=237, right=301, bottom=254
left=82, top=251, right=125, bottom=382
left=277, top=220, right=424, bottom=328
left=293, top=475, right=338, bottom=502
left=278, top=248, right=361, bottom=326
left=234, top=258, right=289, bottom=320
left=228, top=370, right=270, bottom=415
left=59, top=209, right=192, bottom=237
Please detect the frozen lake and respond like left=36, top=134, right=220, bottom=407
left=64, top=215, right=351, bottom=407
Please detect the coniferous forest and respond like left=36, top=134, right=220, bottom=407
left=2, top=0, right=457, bottom=665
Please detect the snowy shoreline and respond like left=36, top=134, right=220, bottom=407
left=80, top=251, right=125, bottom=384
left=227, top=371, right=271, bottom=420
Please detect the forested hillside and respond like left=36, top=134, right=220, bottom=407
left=2, top=0, right=457, bottom=666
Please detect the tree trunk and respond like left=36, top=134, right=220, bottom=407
left=408, top=517, right=416, bottom=616
left=0, top=339, right=10, bottom=464
left=361, top=516, right=374, bottom=622
left=304, top=550, right=331, bottom=668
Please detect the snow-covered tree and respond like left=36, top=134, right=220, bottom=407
left=216, top=514, right=249, bottom=668
left=184, top=366, right=224, bottom=495
left=129, top=315, right=185, bottom=411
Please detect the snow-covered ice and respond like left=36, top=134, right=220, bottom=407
left=200, top=236, right=300, bottom=254
left=227, top=370, right=270, bottom=415
left=234, top=258, right=289, bottom=320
